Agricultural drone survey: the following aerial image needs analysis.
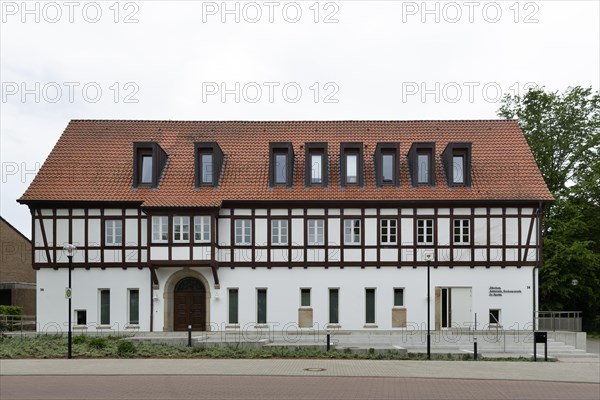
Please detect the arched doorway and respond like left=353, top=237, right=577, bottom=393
left=173, top=277, right=206, bottom=331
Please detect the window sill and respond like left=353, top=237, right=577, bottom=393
left=254, top=324, right=269, bottom=329
left=363, top=324, right=378, bottom=328
left=392, top=306, right=406, bottom=310
left=125, top=324, right=140, bottom=330
left=299, top=307, right=313, bottom=310
left=225, top=324, right=240, bottom=329
left=326, top=324, right=341, bottom=329
left=73, top=325, right=88, bottom=330
left=97, top=325, right=113, bottom=330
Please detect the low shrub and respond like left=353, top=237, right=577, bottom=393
left=117, top=341, right=137, bottom=356
left=73, top=335, right=87, bottom=344
left=88, top=337, right=107, bottom=350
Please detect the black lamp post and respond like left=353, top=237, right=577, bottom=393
left=63, top=244, right=77, bottom=359
left=425, top=252, right=433, bottom=360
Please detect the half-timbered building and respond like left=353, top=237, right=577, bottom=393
left=18, top=120, right=553, bottom=332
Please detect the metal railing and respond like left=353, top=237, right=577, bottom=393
left=0, top=314, right=37, bottom=333
left=537, top=311, right=582, bottom=332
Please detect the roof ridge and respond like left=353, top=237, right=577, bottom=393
left=68, top=119, right=517, bottom=123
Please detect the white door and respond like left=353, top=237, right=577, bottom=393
left=451, top=287, right=472, bottom=328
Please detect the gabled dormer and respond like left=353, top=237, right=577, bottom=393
left=408, top=142, right=435, bottom=187
left=442, top=142, right=472, bottom=187
left=194, top=142, right=225, bottom=188
left=133, top=142, right=168, bottom=189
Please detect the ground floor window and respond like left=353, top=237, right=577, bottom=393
left=394, top=288, right=404, bottom=307
left=300, top=288, right=311, bottom=307
left=128, top=289, right=139, bottom=325
left=257, top=289, right=267, bottom=324
left=75, top=309, right=87, bottom=325
left=489, top=309, right=501, bottom=324
left=99, top=289, right=110, bottom=325
left=365, top=288, right=376, bottom=324
left=229, top=288, right=239, bottom=324
left=329, top=288, right=339, bottom=324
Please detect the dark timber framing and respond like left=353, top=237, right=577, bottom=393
left=24, top=200, right=546, bottom=271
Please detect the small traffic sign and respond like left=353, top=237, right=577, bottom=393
left=65, top=287, right=72, bottom=299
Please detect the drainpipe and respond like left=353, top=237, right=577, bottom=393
left=150, top=267, right=154, bottom=332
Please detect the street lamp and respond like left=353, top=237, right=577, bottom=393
left=62, top=244, right=77, bottom=359
left=424, top=251, right=433, bottom=360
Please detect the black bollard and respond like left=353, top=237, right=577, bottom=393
left=326, top=331, right=331, bottom=352
left=188, top=325, right=192, bottom=347
left=474, top=338, right=478, bottom=360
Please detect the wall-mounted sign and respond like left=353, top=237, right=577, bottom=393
left=489, top=286, right=522, bottom=297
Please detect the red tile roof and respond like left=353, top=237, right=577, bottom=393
left=18, top=120, right=554, bottom=207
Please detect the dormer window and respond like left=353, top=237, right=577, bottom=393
left=340, top=143, right=364, bottom=187
left=195, top=142, right=224, bottom=188
left=305, top=142, right=328, bottom=187
left=140, top=153, right=153, bottom=184
left=133, top=142, right=168, bottom=188
left=269, top=142, right=294, bottom=187
left=408, top=142, right=435, bottom=187
left=375, top=143, right=400, bottom=187
left=442, top=142, right=472, bottom=187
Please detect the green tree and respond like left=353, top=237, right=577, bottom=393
left=498, top=86, right=600, bottom=331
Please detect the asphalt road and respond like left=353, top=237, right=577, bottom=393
left=1, top=375, right=599, bottom=400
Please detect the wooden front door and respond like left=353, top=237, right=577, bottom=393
left=174, top=277, right=206, bottom=331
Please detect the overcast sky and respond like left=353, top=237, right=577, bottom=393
left=1, top=0, right=598, bottom=238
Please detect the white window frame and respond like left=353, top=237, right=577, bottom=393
left=173, top=216, right=190, bottom=242
left=152, top=216, right=168, bottom=243
left=271, top=219, right=288, bottom=246
left=380, top=219, right=397, bottom=245
left=393, top=288, right=405, bottom=307
left=235, top=219, right=252, bottom=245
left=344, top=219, right=361, bottom=245
left=194, top=216, right=211, bottom=243
left=105, top=219, right=122, bottom=246
left=300, top=288, right=311, bottom=307
left=453, top=219, right=470, bottom=245
left=417, top=219, right=434, bottom=245
left=307, top=219, right=325, bottom=245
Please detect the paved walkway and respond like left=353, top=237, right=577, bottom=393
left=1, top=358, right=599, bottom=383
left=2, top=375, right=599, bottom=400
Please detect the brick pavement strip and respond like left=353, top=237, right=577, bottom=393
left=1, top=375, right=599, bottom=400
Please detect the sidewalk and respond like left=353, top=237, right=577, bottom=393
left=1, top=358, right=599, bottom=383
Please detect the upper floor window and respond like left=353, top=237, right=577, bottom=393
left=375, top=143, right=400, bottom=187
left=271, top=219, right=288, bottom=245
left=235, top=219, right=252, bottom=245
left=152, top=216, right=168, bottom=243
left=408, top=143, right=435, bottom=187
left=305, top=143, right=329, bottom=187
left=194, top=216, right=211, bottom=243
left=133, top=142, right=168, bottom=188
left=453, top=219, right=470, bottom=244
left=344, top=219, right=361, bottom=245
left=416, top=219, right=434, bottom=245
left=380, top=219, right=397, bottom=245
left=173, top=216, right=190, bottom=242
left=195, top=142, right=224, bottom=188
left=140, top=154, right=153, bottom=184
left=269, top=142, right=294, bottom=187
left=105, top=220, right=122, bottom=246
left=340, top=143, right=364, bottom=187
left=307, top=219, right=325, bottom=245
left=442, top=142, right=472, bottom=187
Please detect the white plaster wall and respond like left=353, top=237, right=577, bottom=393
left=37, top=268, right=151, bottom=332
